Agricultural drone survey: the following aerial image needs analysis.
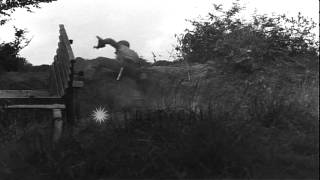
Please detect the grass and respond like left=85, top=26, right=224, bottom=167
left=0, top=55, right=318, bottom=179
left=0, top=76, right=318, bottom=179
left=0, top=71, right=49, bottom=90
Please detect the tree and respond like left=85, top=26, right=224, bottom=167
left=175, top=1, right=319, bottom=72
left=0, top=0, right=57, bottom=72
left=1, top=0, right=57, bottom=25
left=0, top=27, right=32, bottom=71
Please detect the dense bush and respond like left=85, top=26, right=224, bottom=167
left=0, top=27, right=32, bottom=72
left=175, top=1, right=319, bottom=72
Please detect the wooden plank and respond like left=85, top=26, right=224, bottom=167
left=60, top=42, right=71, bottom=83
left=53, top=57, right=64, bottom=96
left=58, top=40, right=71, bottom=70
left=0, top=90, right=60, bottom=99
left=53, top=59, right=61, bottom=96
left=56, top=47, right=69, bottom=89
left=6, top=104, right=66, bottom=109
left=59, top=35, right=71, bottom=60
left=56, top=48, right=66, bottom=89
left=48, top=67, right=55, bottom=95
left=59, top=24, right=75, bottom=60
left=50, top=65, right=60, bottom=96
left=58, top=38, right=71, bottom=77
left=58, top=59, right=68, bottom=90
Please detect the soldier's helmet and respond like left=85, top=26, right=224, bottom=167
left=118, top=40, right=130, bottom=48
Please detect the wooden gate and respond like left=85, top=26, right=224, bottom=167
left=0, top=24, right=83, bottom=142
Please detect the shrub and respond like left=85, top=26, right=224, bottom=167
left=175, top=1, right=319, bottom=72
left=0, top=27, right=32, bottom=72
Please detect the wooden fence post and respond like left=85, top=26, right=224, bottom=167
left=52, top=108, right=63, bottom=142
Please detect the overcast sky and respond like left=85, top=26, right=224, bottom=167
left=0, top=0, right=318, bottom=65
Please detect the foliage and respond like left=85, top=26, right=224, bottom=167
left=176, top=1, right=319, bottom=71
left=0, top=1, right=318, bottom=179
left=0, top=0, right=57, bottom=25
left=0, top=27, right=32, bottom=72
left=0, top=0, right=57, bottom=71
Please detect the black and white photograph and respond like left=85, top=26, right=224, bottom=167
left=0, top=0, right=319, bottom=179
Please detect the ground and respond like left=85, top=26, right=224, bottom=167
left=0, top=56, right=318, bottom=179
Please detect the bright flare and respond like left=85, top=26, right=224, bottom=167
left=91, top=107, right=109, bottom=123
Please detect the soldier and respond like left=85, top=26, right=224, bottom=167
left=94, top=36, right=140, bottom=80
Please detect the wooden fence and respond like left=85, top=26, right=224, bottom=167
left=0, top=24, right=83, bottom=142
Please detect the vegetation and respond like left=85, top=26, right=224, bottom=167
left=0, top=0, right=57, bottom=72
left=0, top=27, right=32, bottom=72
left=0, top=1, right=319, bottom=179
left=175, top=1, right=319, bottom=72
left=1, top=90, right=318, bottom=179
left=0, top=0, right=57, bottom=25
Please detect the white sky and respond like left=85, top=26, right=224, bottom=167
left=0, top=0, right=319, bottom=65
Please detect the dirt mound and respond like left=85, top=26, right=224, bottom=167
left=1, top=56, right=316, bottom=121
left=74, top=56, right=318, bottom=120
left=73, top=57, right=220, bottom=119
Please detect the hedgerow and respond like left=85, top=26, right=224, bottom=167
left=175, top=1, right=319, bottom=73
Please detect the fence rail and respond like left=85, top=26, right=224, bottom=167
left=49, top=24, right=79, bottom=97
left=0, top=24, right=83, bottom=143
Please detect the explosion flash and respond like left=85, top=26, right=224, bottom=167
left=91, top=106, right=109, bottom=123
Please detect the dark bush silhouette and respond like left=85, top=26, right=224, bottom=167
left=175, top=1, right=319, bottom=72
left=0, top=28, right=32, bottom=72
left=1, top=0, right=58, bottom=71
